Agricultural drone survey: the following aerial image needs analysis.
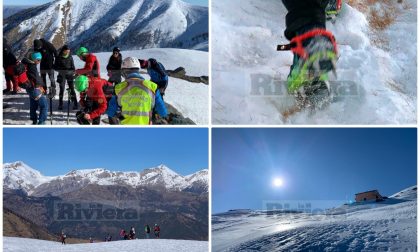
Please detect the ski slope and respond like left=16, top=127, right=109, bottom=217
left=4, top=237, right=209, bottom=252
left=3, top=48, right=209, bottom=125
left=212, top=186, right=417, bottom=251
left=212, top=0, right=417, bottom=124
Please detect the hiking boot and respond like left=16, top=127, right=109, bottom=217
left=284, top=28, right=338, bottom=94
left=3, top=89, right=11, bottom=94
left=326, top=0, right=343, bottom=20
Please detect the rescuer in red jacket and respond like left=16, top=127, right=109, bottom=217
left=74, top=75, right=108, bottom=125
left=75, top=47, right=101, bottom=78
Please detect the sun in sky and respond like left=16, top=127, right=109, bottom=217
left=272, top=177, right=284, bottom=188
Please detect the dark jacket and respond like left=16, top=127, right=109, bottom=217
left=106, top=53, right=122, bottom=71
left=22, top=58, right=44, bottom=88
left=3, top=40, right=17, bottom=69
left=34, top=39, right=58, bottom=70
left=54, top=49, right=75, bottom=77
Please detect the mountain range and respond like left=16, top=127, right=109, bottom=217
left=4, top=0, right=209, bottom=57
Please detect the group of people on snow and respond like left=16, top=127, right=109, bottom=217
left=60, top=224, right=161, bottom=245
left=119, top=224, right=161, bottom=240
left=3, top=37, right=169, bottom=125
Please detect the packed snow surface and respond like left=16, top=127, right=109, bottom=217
left=4, top=237, right=209, bottom=252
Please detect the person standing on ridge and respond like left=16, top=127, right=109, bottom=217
left=106, top=47, right=122, bottom=85
left=3, top=37, right=20, bottom=94
left=33, top=38, right=58, bottom=98
left=154, top=224, right=160, bottom=238
left=145, top=224, right=151, bottom=239
left=54, top=45, right=77, bottom=110
left=21, top=52, right=48, bottom=125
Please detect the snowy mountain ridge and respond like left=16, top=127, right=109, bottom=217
left=4, top=0, right=208, bottom=57
left=3, top=161, right=208, bottom=195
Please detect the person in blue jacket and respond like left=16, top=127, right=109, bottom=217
left=139, top=58, right=169, bottom=97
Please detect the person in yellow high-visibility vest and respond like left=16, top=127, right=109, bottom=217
left=113, top=57, right=167, bottom=125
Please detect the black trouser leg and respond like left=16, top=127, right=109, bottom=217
left=41, top=72, right=48, bottom=91
left=58, top=78, right=65, bottom=103
left=48, top=70, right=56, bottom=88
left=282, top=0, right=329, bottom=40
left=67, top=79, right=77, bottom=103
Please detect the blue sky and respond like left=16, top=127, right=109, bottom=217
left=4, top=128, right=208, bottom=176
left=4, top=0, right=208, bottom=6
left=212, top=128, right=417, bottom=213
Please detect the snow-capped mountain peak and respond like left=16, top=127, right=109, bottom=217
left=3, top=161, right=55, bottom=193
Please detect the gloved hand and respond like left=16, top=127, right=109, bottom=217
left=48, top=87, right=56, bottom=99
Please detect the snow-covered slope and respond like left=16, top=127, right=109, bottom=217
left=4, top=237, right=208, bottom=252
left=212, top=0, right=416, bottom=124
left=3, top=48, right=209, bottom=125
left=390, top=185, right=417, bottom=200
left=3, top=161, right=208, bottom=196
left=4, top=0, right=208, bottom=56
left=212, top=186, right=417, bottom=251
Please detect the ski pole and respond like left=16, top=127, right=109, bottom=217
left=66, top=88, right=70, bottom=125
left=49, top=88, right=53, bottom=125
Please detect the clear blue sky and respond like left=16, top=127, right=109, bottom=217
left=4, top=128, right=208, bottom=176
left=4, top=0, right=208, bottom=6
left=212, top=128, right=417, bottom=213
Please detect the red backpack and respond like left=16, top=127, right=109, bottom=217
left=12, top=62, right=31, bottom=89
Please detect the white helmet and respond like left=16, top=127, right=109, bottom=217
left=122, top=57, right=140, bottom=69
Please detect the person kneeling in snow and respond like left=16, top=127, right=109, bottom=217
left=139, top=58, right=169, bottom=97
left=112, top=57, right=168, bottom=125
left=74, top=75, right=108, bottom=125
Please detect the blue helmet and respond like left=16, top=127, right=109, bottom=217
left=31, top=52, right=42, bottom=61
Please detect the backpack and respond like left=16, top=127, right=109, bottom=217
left=102, top=81, right=115, bottom=100
left=13, top=62, right=31, bottom=89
